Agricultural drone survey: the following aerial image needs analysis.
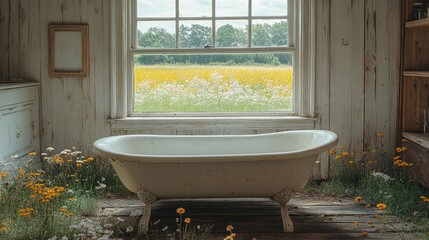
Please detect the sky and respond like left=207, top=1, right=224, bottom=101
left=137, top=0, right=287, bottom=18
left=137, top=0, right=287, bottom=34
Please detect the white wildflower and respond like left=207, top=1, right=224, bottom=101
left=41, top=152, right=48, bottom=156
left=126, top=226, right=134, bottom=233
left=117, top=217, right=125, bottom=222
left=71, top=151, right=82, bottom=157
left=371, top=172, right=393, bottom=181
left=162, top=226, right=168, bottom=231
left=197, top=225, right=201, bottom=230
left=101, top=177, right=106, bottom=182
left=11, top=154, right=19, bottom=159
left=46, top=147, right=54, bottom=152
left=95, top=181, right=107, bottom=190
left=67, top=189, right=74, bottom=194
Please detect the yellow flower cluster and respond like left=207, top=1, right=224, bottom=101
left=25, top=182, right=66, bottom=203
left=0, top=223, right=7, bottom=231
left=355, top=196, right=362, bottom=203
left=0, top=171, right=7, bottom=178
left=134, top=66, right=293, bottom=90
left=224, top=225, right=236, bottom=240
left=420, top=196, right=429, bottom=203
left=393, top=159, right=414, bottom=167
left=176, top=207, right=185, bottom=215
left=18, top=208, right=34, bottom=217
left=376, top=203, right=387, bottom=210
left=59, top=207, right=75, bottom=217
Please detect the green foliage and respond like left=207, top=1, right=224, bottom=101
left=136, top=21, right=292, bottom=66
left=0, top=148, right=129, bottom=239
left=304, top=134, right=429, bottom=227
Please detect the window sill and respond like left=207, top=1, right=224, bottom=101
left=109, top=116, right=316, bottom=132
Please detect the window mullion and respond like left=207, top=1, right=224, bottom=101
left=212, top=0, right=216, bottom=48
left=175, top=0, right=179, bottom=48
left=248, top=0, right=252, bottom=47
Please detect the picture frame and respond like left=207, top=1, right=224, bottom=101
left=48, top=24, right=89, bottom=78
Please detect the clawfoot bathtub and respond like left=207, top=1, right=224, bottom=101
left=93, top=130, right=338, bottom=234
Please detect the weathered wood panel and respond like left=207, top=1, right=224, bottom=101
left=0, top=0, right=401, bottom=179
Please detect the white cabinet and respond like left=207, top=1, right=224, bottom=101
left=0, top=82, right=39, bottom=171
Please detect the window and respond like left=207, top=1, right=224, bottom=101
left=127, top=0, right=301, bottom=115
left=110, top=0, right=315, bottom=120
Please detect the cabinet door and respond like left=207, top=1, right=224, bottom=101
left=0, top=86, right=38, bottom=169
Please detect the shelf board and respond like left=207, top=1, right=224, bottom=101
left=402, top=132, right=429, bottom=149
left=403, top=71, right=429, bottom=77
left=406, top=18, right=429, bottom=28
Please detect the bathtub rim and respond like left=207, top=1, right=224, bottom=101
left=93, top=130, right=338, bottom=164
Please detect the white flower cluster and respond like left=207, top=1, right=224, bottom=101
left=371, top=172, right=393, bottom=182
left=68, top=218, right=114, bottom=240
left=134, top=74, right=292, bottom=112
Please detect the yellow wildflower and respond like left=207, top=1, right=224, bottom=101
left=76, top=163, right=82, bottom=168
left=335, top=155, right=342, bottom=160
left=354, top=221, right=360, bottom=227
left=395, top=147, right=403, bottom=153
left=338, top=145, right=346, bottom=149
left=0, top=172, right=7, bottom=178
left=355, top=196, right=362, bottom=203
left=329, top=149, right=336, bottom=155
left=348, top=161, right=354, bottom=164
left=0, top=224, right=6, bottom=231
left=365, top=204, right=371, bottom=209
left=184, top=218, right=191, bottom=224
left=360, top=231, right=368, bottom=237
left=176, top=207, right=185, bottom=215
left=87, top=157, right=94, bottom=162
left=376, top=203, right=387, bottom=210
left=28, top=152, right=37, bottom=156
left=60, top=208, right=68, bottom=213
left=67, top=212, right=75, bottom=217
left=226, top=225, right=234, bottom=232
left=376, top=133, right=384, bottom=137
left=68, top=198, right=76, bottom=201
left=342, top=151, right=350, bottom=157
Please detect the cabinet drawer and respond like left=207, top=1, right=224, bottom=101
left=0, top=87, right=37, bottom=108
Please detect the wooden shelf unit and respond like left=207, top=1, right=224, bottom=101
left=401, top=0, right=429, bottom=145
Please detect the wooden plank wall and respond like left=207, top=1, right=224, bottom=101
left=0, top=0, right=401, bottom=178
left=0, top=0, right=111, bottom=154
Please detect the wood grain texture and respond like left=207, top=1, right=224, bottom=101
left=0, top=0, right=402, bottom=179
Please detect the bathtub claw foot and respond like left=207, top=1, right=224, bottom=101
left=137, top=187, right=157, bottom=234
left=273, top=188, right=295, bottom=233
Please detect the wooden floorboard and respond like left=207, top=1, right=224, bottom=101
left=97, top=195, right=422, bottom=239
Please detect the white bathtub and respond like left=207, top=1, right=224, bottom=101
left=93, top=130, right=338, bottom=233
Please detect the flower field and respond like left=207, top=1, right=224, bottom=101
left=133, top=65, right=294, bottom=112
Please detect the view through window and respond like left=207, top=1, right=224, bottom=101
left=132, top=0, right=295, bottom=113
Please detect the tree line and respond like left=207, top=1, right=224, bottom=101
left=136, top=21, right=292, bottom=66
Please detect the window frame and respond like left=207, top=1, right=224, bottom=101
left=110, top=0, right=315, bottom=119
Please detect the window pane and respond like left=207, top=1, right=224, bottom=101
left=216, top=21, right=248, bottom=47
left=216, top=0, right=248, bottom=17
left=252, top=20, right=288, bottom=47
left=252, top=0, right=288, bottom=16
left=137, top=21, right=176, bottom=48
left=179, top=21, right=212, bottom=48
left=137, top=0, right=175, bottom=17
left=133, top=53, right=293, bottom=112
left=179, top=0, right=212, bottom=17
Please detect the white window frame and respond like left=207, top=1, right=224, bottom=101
left=110, top=0, right=316, bottom=125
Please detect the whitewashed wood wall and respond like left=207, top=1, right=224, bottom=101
left=0, top=0, right=401, bottom=179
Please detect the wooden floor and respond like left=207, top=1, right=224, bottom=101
left=99, top=194, right=420, bottom=239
